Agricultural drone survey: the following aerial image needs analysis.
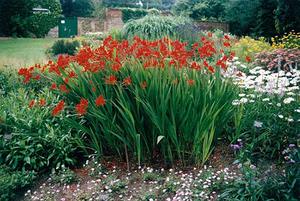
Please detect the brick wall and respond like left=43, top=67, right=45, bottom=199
left=103, top=8, right=124, bottom=32
left=78, top=17, right=104, bottom=35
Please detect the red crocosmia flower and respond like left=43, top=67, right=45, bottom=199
left=140, top=81, right=147, bottom=89
left=224, top=35, right=230, bottom=40
left=112, top=63, right=122, bottom=72
left=52, top=100, right=65, bottom=116
left=64, top=77, right=69, bottom=84
left=187, top=79, right=195, bottom=86
left=208, top=66, right=215, bottom=73
left=123, top=77, right=132, bottom=86
left=75, top=98, right=89, bottom=116
left=68, top=71, right=77, bottom=78
left=245, top=56, right=251, bottom=63
left=39, top=98, right=46, bottom=106
left=191, top=61, right=201, bottom=70
left=59, top=84, right=69, bottom=93
left=33, top=75, right=41, bottom=80
left=57, top=54, right=70, bottom=69
left=223, top=42, right=231, bottom=47
left=105, top=75, right=117, bottom=85
left=50, top=83, right=57, bottom=90
left=18, top=67, right=33, bottom=83
left=95, top=95, right=106, bottom=107
left=207, top=32, right=213, bottom=37
left=29, top=100, right=35, bottom=108
left=92, top=86, right=96, bottom=92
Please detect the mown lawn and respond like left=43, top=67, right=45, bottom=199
left=0, top=38, right=57, bottom=68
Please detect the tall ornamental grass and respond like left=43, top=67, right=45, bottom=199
left=122, top=15, right=190, bottom=41
left=18, top=34, right=238, bottom=166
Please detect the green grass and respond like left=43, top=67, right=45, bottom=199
left=0, top=38, right=57, bottom=68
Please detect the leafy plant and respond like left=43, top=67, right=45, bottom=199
left=0, top=88, right=78, bottom=171
left=219, top=161, right=300, bottom=201
left=0, top=165, right=35, bottom=201
left=47, top=39, right=81, bottom=56
left=122, top=15, right=190, bottom=40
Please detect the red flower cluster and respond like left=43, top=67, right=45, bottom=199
left=76, top=98, right=89, bottom=115
left=52, top=100, right=65, bottom=116
left=18, top=35, right=235, bottom=117
left=95, top=95, right=106, bottom=107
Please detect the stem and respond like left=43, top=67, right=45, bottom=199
left=124, top=143, right=130, bottom=171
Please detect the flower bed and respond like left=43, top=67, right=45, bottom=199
left=18, top=34, right=237, bottom=166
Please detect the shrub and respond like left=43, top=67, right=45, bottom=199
left=18, top=35, right=237, bottom=166
left=0, top=165, right=35, bottom=201
left=122, top=15, right=190, bottom=40
left=232, top=36, right=274, bottom=63
left=0, top=0, right=62, bottom=37
left=0, top=88, right=78, bottom=171
left=48, top=39, right=81, bottom=56
left=121, top=8, right=148, bottom=23
left=254, top=48, right=300, bottom=72
left=272, top=31, right=300, bottom=49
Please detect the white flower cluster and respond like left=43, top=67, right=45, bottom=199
left=226, top=58, right=300, bottom=123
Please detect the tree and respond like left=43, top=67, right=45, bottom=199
left=173, top=0, right=226, bottom=21
left=224, top=0, right=260, bottom=36
left=275, top=0, right=300, bottom=34
left=60, top=0, right=94, bottom=17
left=91, top=0, right=106, bottom=20
left=254, top=0, right=277, bottom=38
left=0, top=0, right=34, bottom=36
left=0, top=0, right=62, bottom=37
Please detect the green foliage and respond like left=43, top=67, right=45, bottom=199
left=48, top=39, right=81, bottom=56
left=275, top=0, right=300, bottom=35
left=121, top=8, right=148, bottom=23
left=63, top=65, right=237, bottom=165
left=0, top=165, right=35, bottom=201
left=0, top=88, right=78, bottom=171
left=224, top=0, right=260, bottom=36
left=220, top=162, right=300, bottom=201
left=108, top=29, right=125, bottom=41
left=0, top=0, right=62, bottom=37
left=254, top=0, right=277, bottom=38
left=173, top=0, right=226, bottom=21
left=123, top=15, right=190, bottom=40
left=60, top=0, right=94, bottom=17
left=91, top=0, right=106, bottom=20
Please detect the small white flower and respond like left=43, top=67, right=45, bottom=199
left=262, top=98, right=270, bottom=102
left=240, top=98, right=248, bottom=103
left=254, top=121, right=263, bottom=128
left=278, top=115, right=284, bottom=119
left=283, top=97, right=295, bottom=104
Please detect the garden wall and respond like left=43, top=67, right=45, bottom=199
left=78, top=17, right=104, bottom=35
left=49, top=8, right=230, bottom=37
left=103, top=8, right=124, bottom=32
left=194, top=21, right=230, bottom=33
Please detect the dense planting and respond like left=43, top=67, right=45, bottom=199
left=18, top=34, right=237, bottom=166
